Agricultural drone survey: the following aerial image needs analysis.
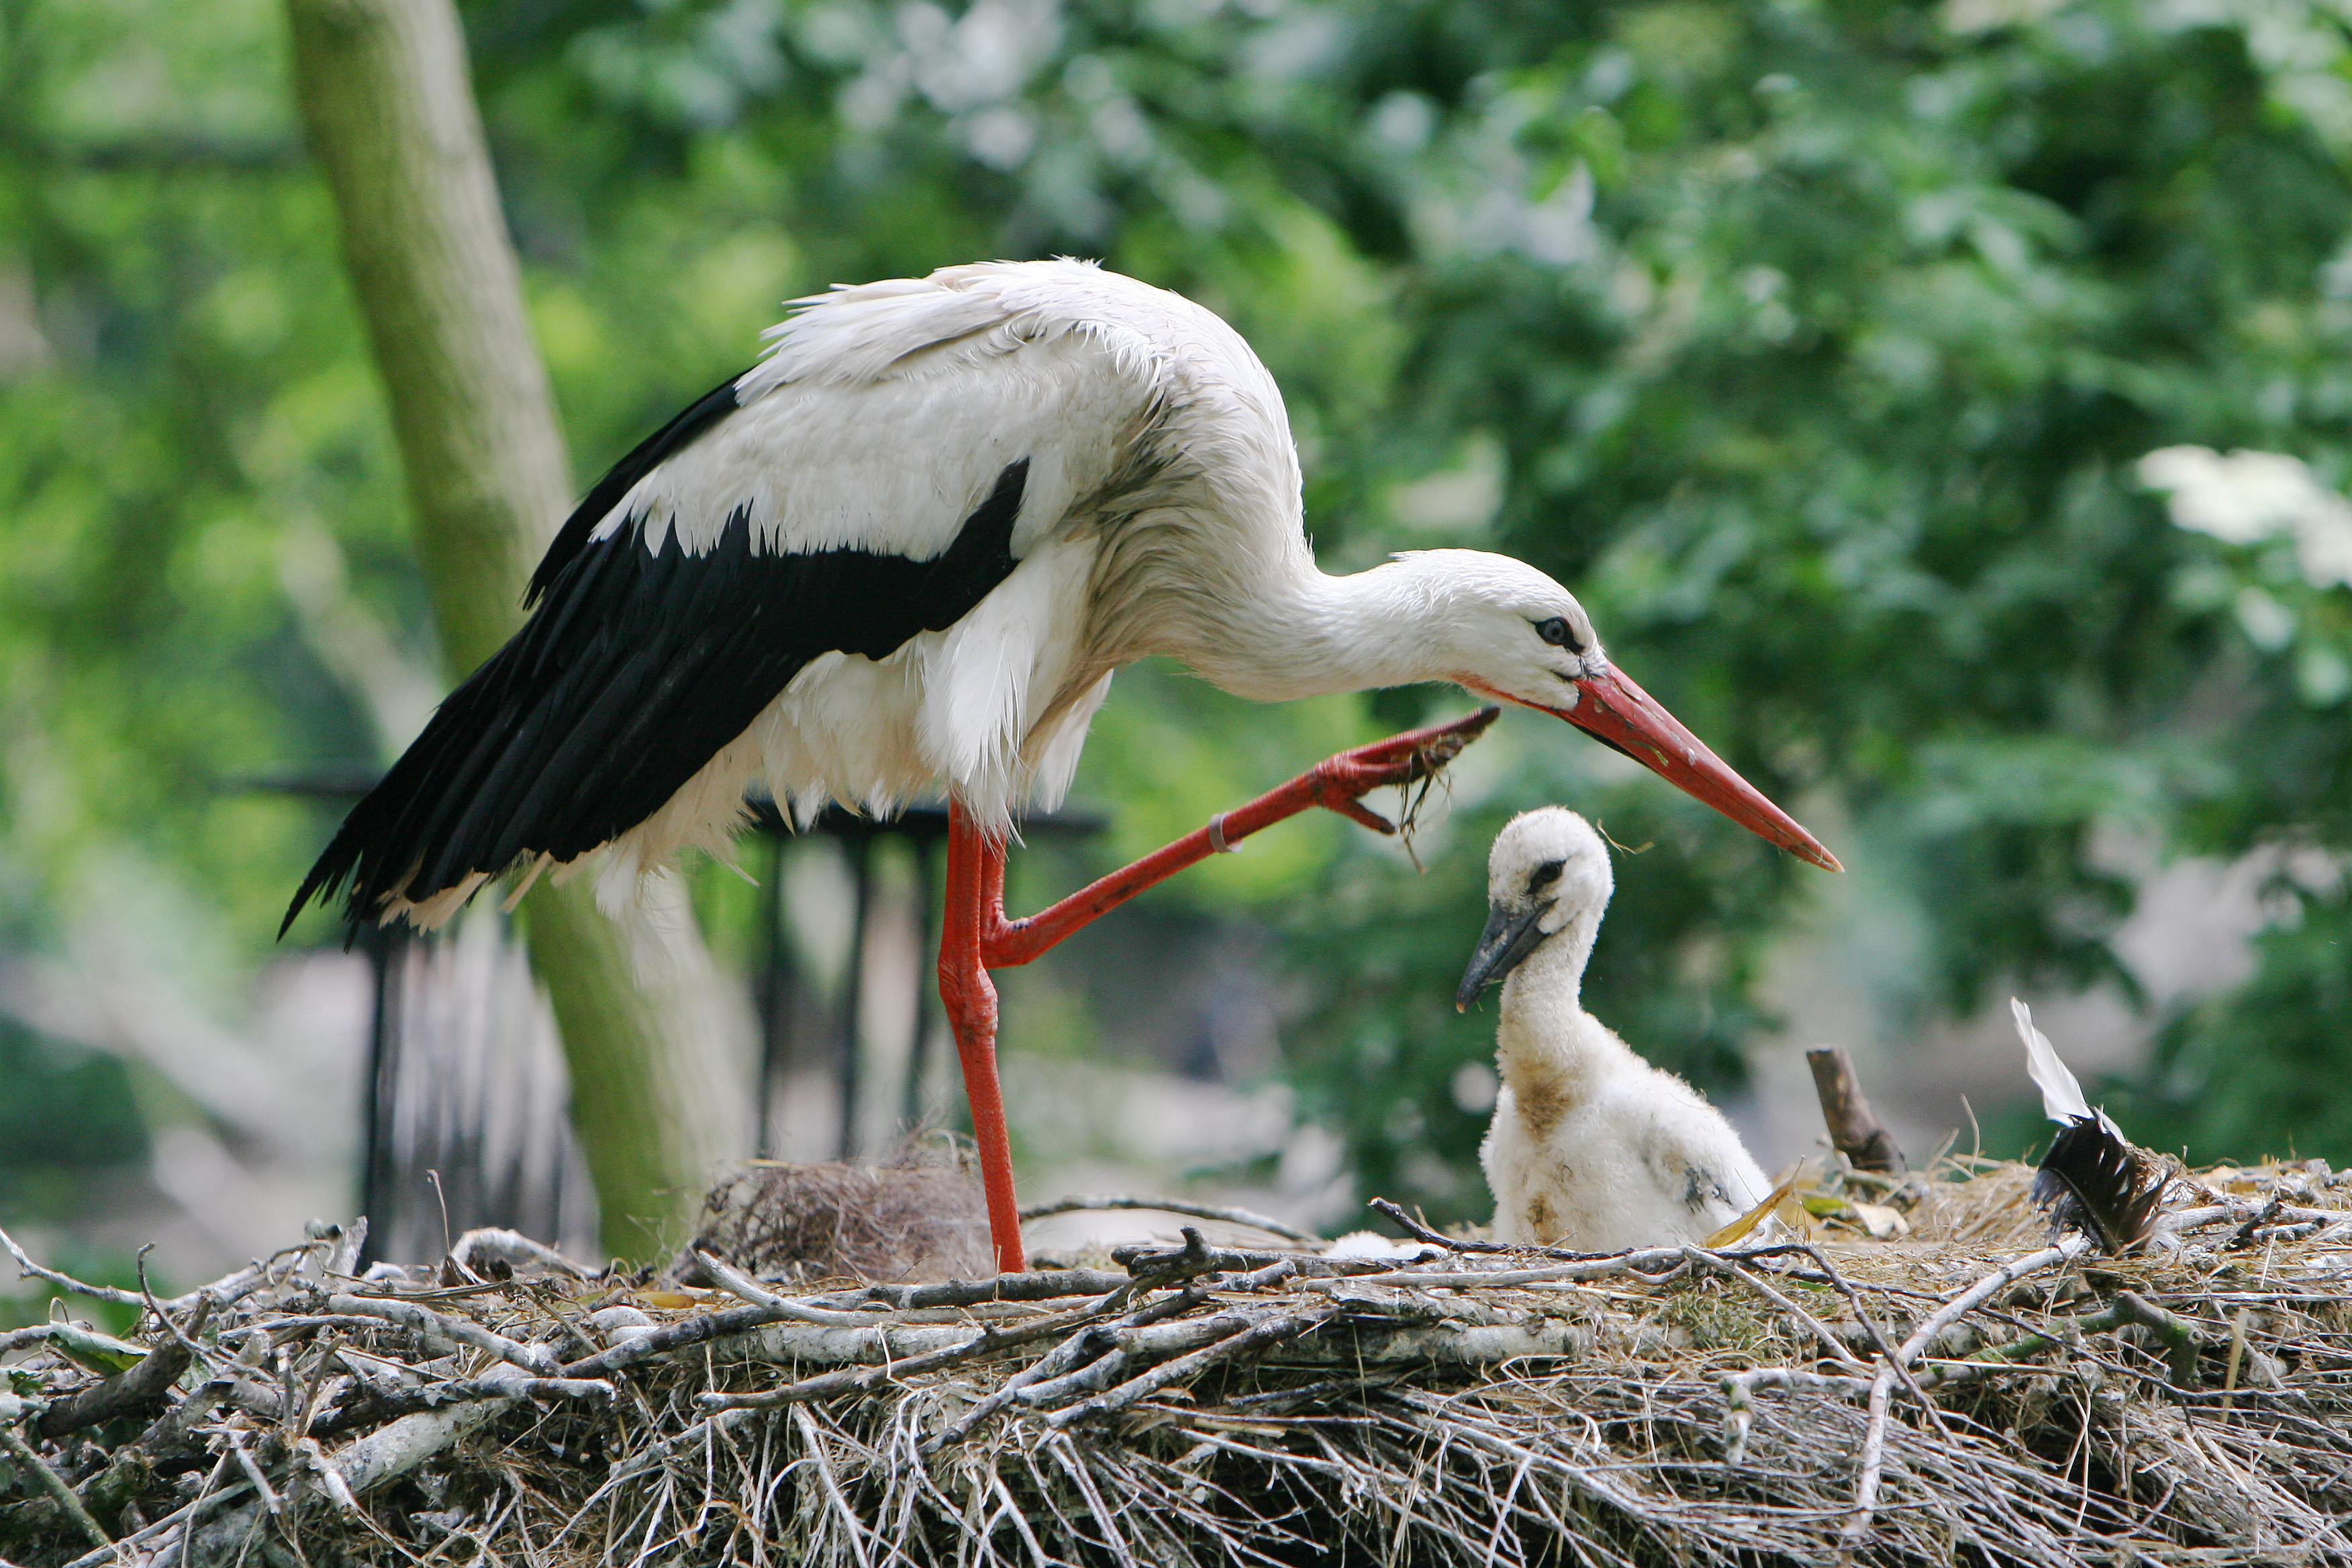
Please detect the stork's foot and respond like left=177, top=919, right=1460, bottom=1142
left=1303, top=707, right=1499, bottom=832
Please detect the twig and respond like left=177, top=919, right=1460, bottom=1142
left=558, top=1301, right=797, bottom=1379
left=1681, top=1247, right=1869, bottom=1370
left=2114, top=1291, right=2202, bottom=1389
left=929, top=1287, right=1208, bottom=1448
left=329, top=1375, right=615, bottom=1425
left=449, top=1228, right=594, bottom=1280
left=696, top=1294, right=1116, bottom=1413
left=160, top=1242, right=327, bottom=1320
left=53, top=1472, right=250, bottom=1568
left=1368, top=1197, right=1802, bottom=1269
left=1, top=1418, right=114, bottom=1553
left=1793, top=1250, right=2040, bottom=1553
left=320, top=1292, right=558, bottom=1374
left=1045, top=1302, right=1341, bottom=1428
left=1720, top=1369, right=1873, bottom=1465
left=291, top=1437, right=358, bottom=1516
left=181, top=1361, right=549, bottom=1565
left=1806, top=1046, right=1906, bottom=1174
left=75, top=1381, right=230, bottom=1522
left=34, top=1323, right=197, bottom=1441
left=791, top=1404, right=875, bottom=1568
left=1017, top=1195, right=1322, bottom=1244
left=1, top=1224, right=321, bottom=1316
left=1367, top=1198, right=1512, bottom=1253
left=1015, top=1298, right=1233, bottom=1407
left=1839, top=1369, right=1897, bottom=1553
left=1110, top=1227, right=1228, bottom=1283
left=0, top=1224, right=152, bottom=1308
left=226, top=1429, right=282, bottom=1517
left=1899, top=1240, right=2088, bottom=1365
left=136, top=1250, right=217, bottom=1374
left=0, top=1324, right=53, bottom=1357
left=1000, top=1267, right=1296, bottom=1415
left=1298, top=1258, right=1688, bottom=1291
left=691, top=1251, right=878, bottom=1325
left=826, top=1267, right=1134, bottom=1312
left=1839, top=1237, right=2090, bottom=1547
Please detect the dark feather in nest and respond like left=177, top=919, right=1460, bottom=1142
left=2032, top=1116, right=2168, bottom=1253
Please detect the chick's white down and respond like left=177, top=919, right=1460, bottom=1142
left=1468, top=808, right=1771, bottom=1251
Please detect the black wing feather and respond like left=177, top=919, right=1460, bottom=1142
left=285, top=450, right=1030, bottom=934
left=526, top=372, right=748, bottom=608
left=2031, top=1116, right=2168, bottom=1253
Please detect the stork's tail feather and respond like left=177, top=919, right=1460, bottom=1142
left=279, top=658, right=553, bottom=936
left=279, top=516, right=783, bottom=937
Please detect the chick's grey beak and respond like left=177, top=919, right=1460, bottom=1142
left=1456, top=899, right=1555, bottom=1011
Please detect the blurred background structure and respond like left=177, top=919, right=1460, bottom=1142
left=9, top=0, right=2352, bottom=1298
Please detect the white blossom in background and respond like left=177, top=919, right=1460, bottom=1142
left=2138, top=444, right=2352, bottom=589
left=839, top=0, right=1061, bottom=162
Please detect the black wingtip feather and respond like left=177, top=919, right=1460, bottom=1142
left=2032, top=1116, right=2169, bottom=1253
left=285, top=444, right=1035, bottom=942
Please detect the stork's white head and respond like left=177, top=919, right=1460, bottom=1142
left=1392, top=550, right=1610, bottom=704
left=1383, top=550, right=1842, bottom=876
left=1456, top=807, right=1614, bottom=1011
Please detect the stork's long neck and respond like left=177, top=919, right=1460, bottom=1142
left=1170, top=554, right=1458, bottom=701
left=1493, top=911, right=1630, bottom=1108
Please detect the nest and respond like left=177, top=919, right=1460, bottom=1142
left=4, top=1155, right=2351, bottom=1568
left=678, top=1150, right=992, bottom=1285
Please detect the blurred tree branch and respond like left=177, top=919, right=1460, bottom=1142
left=283, top=0, right=741, bottom=1259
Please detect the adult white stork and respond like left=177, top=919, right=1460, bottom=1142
left=287, top=258, right=1839, bottom=1274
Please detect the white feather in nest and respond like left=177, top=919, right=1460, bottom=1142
left=2009, top=998, right=2123, bottom=1137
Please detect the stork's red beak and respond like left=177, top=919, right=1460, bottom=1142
left=1542, top=665, right=1842, bottom=873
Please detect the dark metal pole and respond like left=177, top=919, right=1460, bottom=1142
left=836, top=830, right=874, bottom=1160
left=752, top=832, right=792, bottom=1158
left=903, top=834, right=940, bottom=1132
left=356, top=924, right=405, bottom=1269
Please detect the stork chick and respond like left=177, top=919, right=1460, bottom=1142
left=1459, top=808, right=1770, bottom=1251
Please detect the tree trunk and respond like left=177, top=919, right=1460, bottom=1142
left=285, top=0, right=744, bottom=1257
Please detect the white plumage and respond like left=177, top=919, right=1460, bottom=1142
left=596, top=266, right=1538, bottom=899
left=297, top=257, right=1836, bottom=936
left=1462, top=808, right=1771, bottom=1251
left=292, top=260, right=1843, bottom=1277
left=530, top=260, right=1653, bottom=914
left=583, top=264, right=1207, bottom=895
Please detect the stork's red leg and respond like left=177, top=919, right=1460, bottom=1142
left=936, top=708, right=1498, bottom=1276
left=940, top=806, right=1026, bottom=1275
left=983, top=707, right=1500, bottom=967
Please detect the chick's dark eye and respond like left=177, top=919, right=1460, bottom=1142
left=1534, top=617, right=1584, bottom=653
left=1528, top=860, right=1565, bottom=893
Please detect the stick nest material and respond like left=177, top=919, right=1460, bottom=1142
left=5, top=1155, right=2352, bottom=1568
left=678, top=1148, right=992, bottom=1285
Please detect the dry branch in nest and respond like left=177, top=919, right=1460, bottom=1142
left=5, top=1155, right=2352, bottom=1567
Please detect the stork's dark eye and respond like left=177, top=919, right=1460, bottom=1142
left=1528, top=859, right=1565, bottom=893
left=1534, top=617, right=1584, bottom=653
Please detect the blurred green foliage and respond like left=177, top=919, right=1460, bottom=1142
left=8, top=0, right=2352, bottom=1226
